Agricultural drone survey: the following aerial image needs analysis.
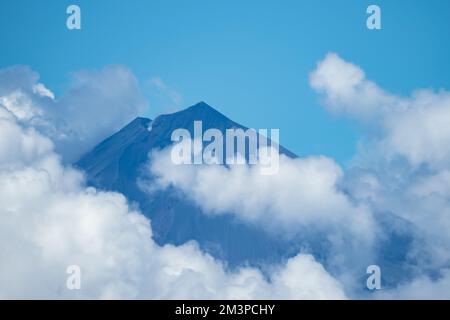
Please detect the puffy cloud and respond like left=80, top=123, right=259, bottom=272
left=0, top=86, right=44, bottom=122
left=154, top=248, right=346, bottom=300
left=0, top=107, right=53, bottom=169
left=143, top=142, right=378, bottom=289
left=311, top=53, right=450, bottom=294
left=310, top=54, right=450, bottom=238
left=381, top=91, right=450, bottom=168
left=310, top=53, right=450, bottom=169
left=147, top=144, right=374, bottom=243
left=309, top=53, right=401, bottom=120
left=0, top=101, right=346, bottom=299
left=5, top=54, right=450, bottom=298
left=0, top=65, right=148, bottom=162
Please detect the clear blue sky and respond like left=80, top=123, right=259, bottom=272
left=1, top=0, right=449, bottom=164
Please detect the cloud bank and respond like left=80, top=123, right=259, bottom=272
left=140, top=53, right=450, bottom=299
left=3, top=53, right=450, bottom=299
left=146, top=143, right=377, bottom=281
left=310, top=53, right=450, bottom=298
left=0, top=68, right=345, bottom=299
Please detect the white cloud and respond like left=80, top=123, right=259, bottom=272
left=0, top=89, right=43, bottom=122
left=310, top=53, right=450, bottom=235
left=32, top=83, right=55, bottom=100
left=309, top=53, right=401, bottom=120
left=0, top=107, right=53, bottom=169
left=310, top=53, right=450, bottom=169
left=0, top=65, right=148, bottom=162
left=377, top=270, right=450, bottom=300
left=381, top=91, right=450, bottom=168
left=311, top=53, right=450, bottom=292
left=144, top=142, right=377, bottom=286
left=0, top=103, right=346, bottom=299
left=148, top=144, right=374, bottom=241
left=4, top=55, right=450, bottom=299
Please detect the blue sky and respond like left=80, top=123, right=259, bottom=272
left=1, top=0, right=449, bottom=164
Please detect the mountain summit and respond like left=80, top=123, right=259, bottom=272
left=76, top=102, right=298, bottom=267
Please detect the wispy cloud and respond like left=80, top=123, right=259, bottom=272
left=146, top=76, right=183, bottom=114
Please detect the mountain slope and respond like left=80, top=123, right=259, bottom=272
left=76, top=102, right=300, bottom=267
left=75, top=101, right=421, bottom=287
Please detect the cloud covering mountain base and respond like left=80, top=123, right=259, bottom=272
left=2, top=53, right=450, bottom=299
left=0, top=69, right=345, bottom=299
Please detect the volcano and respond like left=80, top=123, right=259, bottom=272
left=75, top=101, right=419, bottom=286
left=76, top=102, right=301, bottom=267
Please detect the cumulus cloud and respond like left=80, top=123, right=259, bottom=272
left=381, top=91, right=450, bottom=168
left=4, top=54, right=450, bottom=299
left=309, top=53, right=402, bottom=120
left=0, top=107, right=53, bottom=168
left=310, top=53, right=450, bottom=169
left=311, top=53, right=450, bottom=298
left=147, top=143, right=374, bottom=241
left=0, top=65, right=148, bottom=162
left=310, top=53, right=450, bottom=240
left=142, top=141, right=378, bottom=290
left=0, top=96, right=345, bottom=299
